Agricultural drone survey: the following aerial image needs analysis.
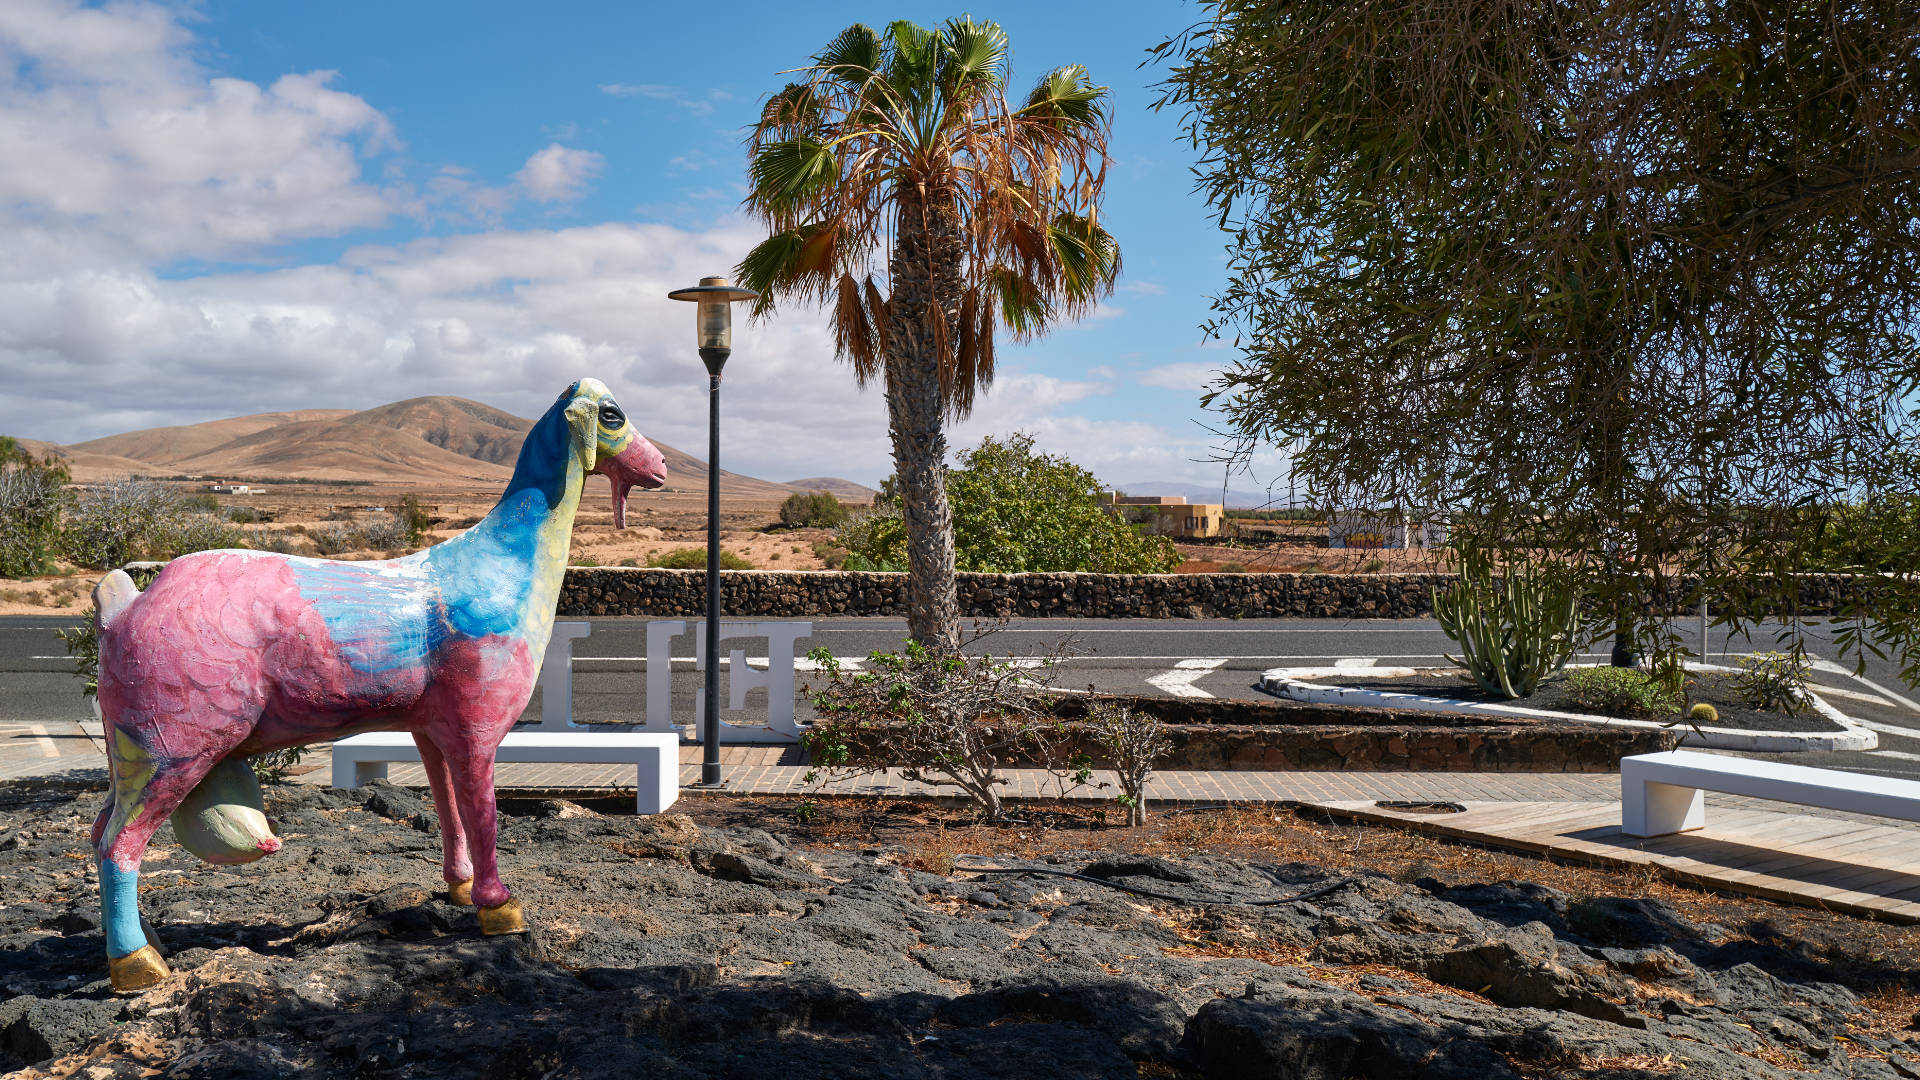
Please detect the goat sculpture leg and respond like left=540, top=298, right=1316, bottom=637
left=448, top=747, right=526, bottom=934
left=413, top=732, right=475, bottom=905
left=96, top=725, right=251, bottom=993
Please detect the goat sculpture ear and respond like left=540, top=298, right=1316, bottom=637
left=564, top=398, right=598, bottom=472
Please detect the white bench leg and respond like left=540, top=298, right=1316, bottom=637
left=634, top=749, right=679, bottom=815
left=334, top=757, right=389, bottom=787
left=1624, top=779, right=1705, bottom=837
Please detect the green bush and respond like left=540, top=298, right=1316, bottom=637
left=398, top=494, right=433, bottom=545
left=0, top=439, right=71, bottom=578
left=946, top=434, right=1181, bottom=573
left=179, top=492, right=220, bottom=513
left=648, top=547, right=755, bottom=570
left=779, top=491, right=850, bottom=529
left=835, top=505, right=907, bottom=569
left=1729, top=651, right=1813, bottom=716
left=842, top=554, right=905, bottom=572
left=224, top=505, right=266, bottom=524
left=1561, top=666, right=1682, bottom=718
left=854, top=434, right=1182, bottom=574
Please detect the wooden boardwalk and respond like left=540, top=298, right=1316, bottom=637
left=1306, top=798, right=1920, bottom=923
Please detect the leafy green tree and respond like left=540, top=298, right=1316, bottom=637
left=947, top=434, right=1179, bottom=573
left=738, top=17, right=1121, bottom=651
left=1156, top=0, right=1920, bottom=681
left=846, top=434, right=1180, bottom=574
left=779, top=491, right=851, bottom=529
left=0, top=439, right=71, bottom=578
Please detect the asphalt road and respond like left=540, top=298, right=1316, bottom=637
left=7, top=613, right=1920, bottom=778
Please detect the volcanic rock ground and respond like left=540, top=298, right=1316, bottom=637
left=5, top=779, right=1920, bottom=1079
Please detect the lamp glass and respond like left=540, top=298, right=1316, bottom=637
left=697, top=296, right=731, bottom=351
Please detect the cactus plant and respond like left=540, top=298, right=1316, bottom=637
left=1433, top=547, right=1578, bottom=699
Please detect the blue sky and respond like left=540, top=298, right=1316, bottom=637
left=0, top=0, right=1284, bottom=495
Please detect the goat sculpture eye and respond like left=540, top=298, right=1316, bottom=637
left=598, top=402, right=625, bottom=428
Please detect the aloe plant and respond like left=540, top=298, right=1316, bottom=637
left=1433, top=547, right=1578, bottom=699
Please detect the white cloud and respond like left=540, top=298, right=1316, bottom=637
left=1119, top=280, right=1164, bottom=296
left=0, top=0, right=399, bottom=270
left=515, top=144, right=604, bottom=203
left=1137, top=361, right=1225, bottom=392
left=669, top=150, right=718, bottom=173
left=598, top=83, right=731, bottom=116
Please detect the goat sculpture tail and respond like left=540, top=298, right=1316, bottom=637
left=93, top=569, right=138, bottom=634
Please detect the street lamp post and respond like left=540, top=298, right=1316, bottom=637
left=668, top=276, right=759, bottom=787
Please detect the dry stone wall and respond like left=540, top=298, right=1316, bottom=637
left=558, top=567, right=1875, bottom=620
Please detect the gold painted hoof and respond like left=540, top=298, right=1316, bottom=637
left=109, top=945, right=171, bottom=994
left=477, top=898, right=527, bottom=936
left=448, top=879, right=474, bottom=906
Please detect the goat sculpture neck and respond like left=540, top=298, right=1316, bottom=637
left=424, top=392, right=597, bottom=656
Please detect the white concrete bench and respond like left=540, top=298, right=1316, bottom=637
left=329, top=731, right=680, bottom=814
left=1621, top=749, right=1920, bottom=836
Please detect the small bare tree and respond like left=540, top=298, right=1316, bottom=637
left=1082, top=704, right=1172, bottom=826
left=801, top=631, right=1086, bottom=821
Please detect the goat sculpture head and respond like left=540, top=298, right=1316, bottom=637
left=562, top=377, right=667, bottom=527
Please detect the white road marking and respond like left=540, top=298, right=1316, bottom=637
left=1869, top=750, right=1920, bottom=763
left=1849, top=674, right=1920, bottom=717
left=1844, top=716, right=1920, bottom=739
left=1146, top=658, right=1229, bottom=699
left=1809, top=684, right=1899, bottom=709
left=28, top=724, right=57, bottom=758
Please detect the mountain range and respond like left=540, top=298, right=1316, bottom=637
left=31, top=396, right=872, bottom=499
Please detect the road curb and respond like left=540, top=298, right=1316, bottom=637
left=1257, top=663, right=1877, bottom=753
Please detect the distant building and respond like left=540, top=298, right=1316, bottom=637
left=1108, top=494, right=1224, bottom=539
left=1328, top=509, right=1448, bottom=549
left=206, top=482, right=253, bottom=494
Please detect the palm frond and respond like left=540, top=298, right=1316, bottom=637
left=939, top=17, right=1008, bottom=95
left=815, top=24, right=881, bottom=88
left=1049, top=211, right=1121, bottom=310
left=885, top=20, right=940, bottom=114
left=1019, top=65, right=1108, bottom=130
left=759, top=82, right=823, bottom=135
left=834, top=272, right=882, bottom=381
left=747, top=139, right=838, bottom=220
left=864, top=277, right=890, bottom=359
left=736, top=230, right=809, bottom=316
left=992, top=266, right=1050, bottom=340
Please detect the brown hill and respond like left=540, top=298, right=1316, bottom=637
left=785, top=477, right=877, bottom=501
left=70, top=410, right=354, bottom=465
left=11, top=437, right=171, bottom=482
left=51, top=396, right=861, bottom=497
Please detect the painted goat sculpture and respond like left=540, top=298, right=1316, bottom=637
left=89, top=378, right=665, bottom=992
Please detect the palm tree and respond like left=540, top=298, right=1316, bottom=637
left=737, top=17, right=1120, bottom=651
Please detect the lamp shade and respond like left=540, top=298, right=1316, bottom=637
left=668, top=277, right=760, bottom=352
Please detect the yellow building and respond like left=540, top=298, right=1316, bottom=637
left=1107, top=494, right=1224, bottom=538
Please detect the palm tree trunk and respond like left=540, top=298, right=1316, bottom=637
left=884, top=185, right=964, bottom=652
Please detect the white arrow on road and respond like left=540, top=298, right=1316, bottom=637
left=1146, top=658, right=1229, bottom=699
